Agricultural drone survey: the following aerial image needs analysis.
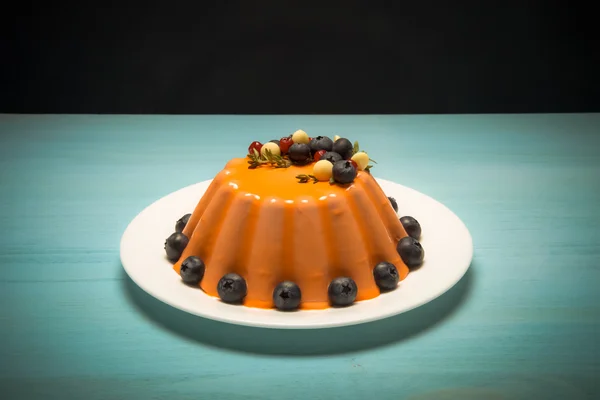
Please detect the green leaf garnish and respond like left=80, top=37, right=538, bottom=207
left=296, top=174, right=319, bottom=184
left=247, top=147, right=291, bottom=169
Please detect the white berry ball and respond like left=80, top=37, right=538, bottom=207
left=292, top=129, right=310, bottom=144
left=313, top=160, right=333, bottom=181
left=351, top=151, right=369, bottom=170
left=333, top=135, right=341, bottom=142
left=261, top=141, right=281, bottom=157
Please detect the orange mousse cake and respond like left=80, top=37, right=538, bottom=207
left=163, top=130, right=425, bottom=311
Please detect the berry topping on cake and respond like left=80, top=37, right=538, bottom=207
left=373, top=261, right=399, bottom=291
left=273, top=281, right=302, bottom=311
left=314, top=149, right=327, bottom=162
left=292, top=129, right=310, bottom=144
left=180, top=255, right=205, bottom=285
left=261, top=141, right=281, bottom=157
left=388, top=197, right=398, bottom=213
left=288, top=143, right=312, bottom=164
left=328, top=277, right=358, bottom=307
left=400, top=216, right=421, bottom=239
left=164, top=232, right=189, bottom=262
left=332, top=138, right=354, bottom=159
left=309, top=135, right=334, bottom=153
left=313, top=159, right=334, bottom=181
left=321, top=151, right=342, bottom=164
left=397, top=236, right=424, bottom=268
left=279, top=136, right=294, bottom=154
left=332, top=160, right=357, bottom=184
left=217, top=273, right=247, bottom=304
left=248, top=141, right=263, bottom=154
left=351, top=151, right=370, bottom=170
left=175, top=213, right=191, bottom=233
left=245, top=131, right=375, bottom=183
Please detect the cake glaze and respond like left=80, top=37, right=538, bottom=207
left=173, top=157, right=410, bottom=310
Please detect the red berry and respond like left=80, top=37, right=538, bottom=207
left=350, top=160, right=358, bottom=170
left=279, top=137, right=293, bottom=154
left=314, top=150, right=326, bottom=162
left=248, top=141, right=263, bottom=154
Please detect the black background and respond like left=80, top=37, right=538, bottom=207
left=2, top=1, right=598, bottom=114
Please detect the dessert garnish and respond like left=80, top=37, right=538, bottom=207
left=351, top=141, right=376, bottom=172
left=373, top=261, right=399, bottom=291
left=330, top=160, right=357, bottom=184
left=217, top=273, right=247, bottom=303
left=180, top=256, right=205, bottom=285
left=245, top=132, right=376, bottom=182
left=397, top=236, right=425, bottom=269
left=388, top=197, right=398, bottom=212
left=295, top=174, right=319, bottom=184
left=332, top=138, right=354, bottom=159
left=175, top=213, right=191, bottom=232
left=399, top=216, right=421, bottom=239
left=164, top=232, right=189, bottom=262
left=287, top=143, right=312, bottom=164
left=328, top=277, right=358, bottom=307
left=247, top=148, right=291, bottom=169
left=273, top=281, right=302, bottom=311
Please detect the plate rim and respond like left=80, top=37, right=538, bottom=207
left=120, top=178, right=473, bottom=329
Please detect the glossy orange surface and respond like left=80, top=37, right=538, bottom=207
left=173, top=157, right=409, bottom=309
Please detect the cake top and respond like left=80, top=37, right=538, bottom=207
left=221, top=157, right=374, bottom=200
left=235, top=129, right=376, bottom=198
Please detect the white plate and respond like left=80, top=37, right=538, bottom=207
left=120, top=178, right=473, bottom=329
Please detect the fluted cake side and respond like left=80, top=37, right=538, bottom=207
left=172, top=158, right=410, bottom=310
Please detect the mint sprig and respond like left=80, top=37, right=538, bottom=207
left=247, top=148, right=291, bottom=169
left=296, top=174, right=319, bottom=184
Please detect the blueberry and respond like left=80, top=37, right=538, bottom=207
left=175, top=213, right=191, bottom=232
left=180, top=256, right=205, bottom=285
left=309, top=135, right=334, bottom=154
left=321, top=151, right=343, bottom=164
left=373, top=261, right=399, bottom=291
left=332, top=160, right=357, bottom=184
left=388, top=197, right=398, bottom=213
left=328, top=277, right=358, bottom=307
left=397, top=236, right=424, bottom=268
left=273, top=281, right=302, bottom=311
left=400, top=216, right=421, bottom=239
left=288, top=143, right=312, bottom=164
left=217, top=273, right=247, bottom=304
left=164, top=232, right=189, bottom=262
left=332, top=137, right=354, bottom=159
left=269, top=139, right=280, bottom=144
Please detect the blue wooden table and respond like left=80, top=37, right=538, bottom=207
left=1, top=114, right=598, bottom=399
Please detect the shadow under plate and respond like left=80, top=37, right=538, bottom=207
left=121, top=262, right=474, bottom=356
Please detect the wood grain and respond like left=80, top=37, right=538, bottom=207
left=0, top=113, right=599, bottom=399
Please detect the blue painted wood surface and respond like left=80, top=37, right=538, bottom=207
left=0, top=114, right=598, bottom=400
